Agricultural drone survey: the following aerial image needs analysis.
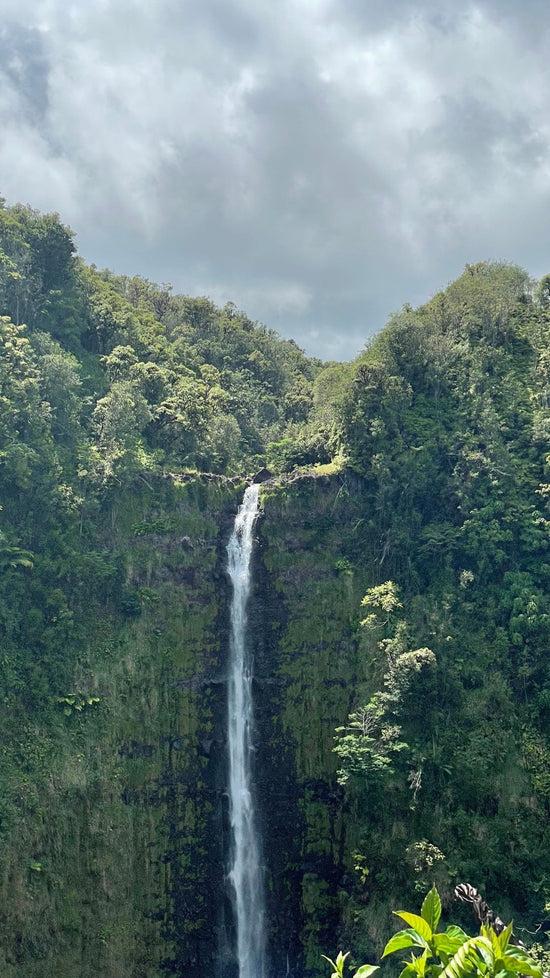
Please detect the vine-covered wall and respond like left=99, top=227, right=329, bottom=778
left=0, top=476, right=243, bottom=977
left=2, top=464, right=550, bottom=978
left=0, top=470, right=366, bottom=978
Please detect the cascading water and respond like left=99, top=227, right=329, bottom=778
left=227, top=483, right=266, bottom=978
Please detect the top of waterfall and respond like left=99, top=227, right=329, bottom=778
left=251, top=468, right=272, bottom=484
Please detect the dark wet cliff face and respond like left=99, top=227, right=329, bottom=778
left=0, top=475, right=241, bottom=978
left=203, top=471, right=366, bottom=978
left=251, top=474, right=366, bottom=977
left=0, top=472, right=367, bottom=978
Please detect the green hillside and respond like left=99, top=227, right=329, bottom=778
left=1, top=200, right=550, bottom=976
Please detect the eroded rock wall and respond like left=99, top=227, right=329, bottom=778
left=0, top=472, right=366, bottom=978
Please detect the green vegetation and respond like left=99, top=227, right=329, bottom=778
left=2, top=201, right=550, bottom=976
left=0, top=200, right=325, bottom=483
left=325, top=887, right=543, bottom=978
left=324, top=262, right=550, bottom=965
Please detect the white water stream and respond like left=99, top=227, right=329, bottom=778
left=227, top=483, right=266, bottom=978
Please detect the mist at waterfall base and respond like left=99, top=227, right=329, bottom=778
left=226, top=484, right=266, bottom=978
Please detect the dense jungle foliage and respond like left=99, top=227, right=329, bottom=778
left=3, top=199, right=550, bottom=975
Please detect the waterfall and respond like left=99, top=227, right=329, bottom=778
left=227, top=483, right=266, bottom=978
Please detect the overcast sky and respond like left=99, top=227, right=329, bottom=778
left=1, top=0, right=549, bottom=360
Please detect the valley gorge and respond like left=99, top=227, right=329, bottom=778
left=2, top=204, right=550, bottom=976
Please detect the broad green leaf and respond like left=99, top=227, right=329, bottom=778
left=383, top=929, right=428, bottom=957
left=480, top=926, right=499, bottom=960
left=482, top=924, right=509, bottom=960
left=501, top=950, right=543, bottom=978
left=433, top=934, right=468, bottom=958
left=441, top=936, right=493, bottom=978
left=394, top=913, right=433, bottom=943
left=421, top=887, right=442, bottom=932
left=497, top=921, right=513, bottom=954
left=444, top=927, right=469, bottom=942
left=352, top=965, right=380, bottom=978
left=476, top=939, right=495, bottom=970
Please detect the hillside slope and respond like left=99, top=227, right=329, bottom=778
left=1, top=204, right=550, bottom=975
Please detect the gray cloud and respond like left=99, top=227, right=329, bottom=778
left=0, top=0, right=549, bottom=360
left=0, top=23, right=50, bottom=124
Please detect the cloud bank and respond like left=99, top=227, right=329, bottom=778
left=1, top=0, right=549, bottom=359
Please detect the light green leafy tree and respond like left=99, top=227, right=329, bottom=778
left=334, top=584, right=435, bottom=785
